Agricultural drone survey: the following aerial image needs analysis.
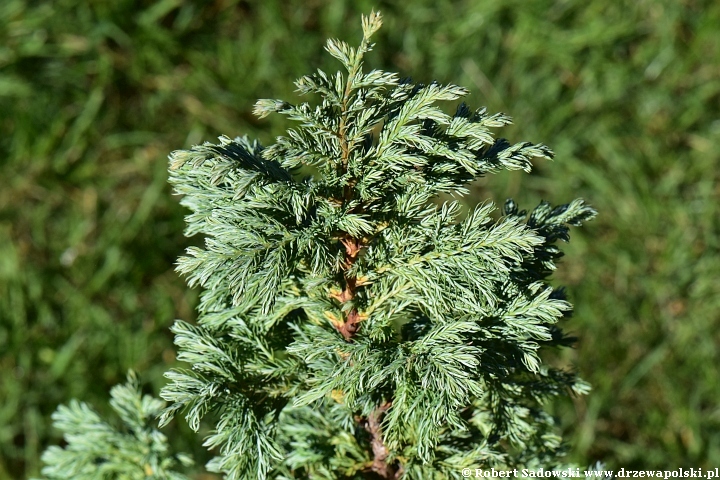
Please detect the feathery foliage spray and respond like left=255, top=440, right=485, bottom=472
left=161, top=11, right=596, bottom=477
left=42, top=11, right=596, bottom=479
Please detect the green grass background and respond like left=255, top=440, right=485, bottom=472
left=1, top=0, right=718, bottom=477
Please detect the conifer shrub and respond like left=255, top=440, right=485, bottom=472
left=41, top=12, right=596, bottom=479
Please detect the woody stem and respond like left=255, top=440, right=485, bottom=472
left=362, top=402, right=401, bottom=479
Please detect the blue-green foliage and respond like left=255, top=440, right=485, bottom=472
left=160, top=12, right=595, bottom=479
left=38, top=372, right=192, bottom=480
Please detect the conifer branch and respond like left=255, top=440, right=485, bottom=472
left=160, top=10, right=596, bottom=478
left=38, top=372, right=193, bottom=480
left=331, top=12, right=384, bottom=342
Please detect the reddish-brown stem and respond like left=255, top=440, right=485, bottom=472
left=332, top=44, right=399, bottom=478
left=357, top=402, right=402, bottom=479
left=331, top=236, right=363, bottom=341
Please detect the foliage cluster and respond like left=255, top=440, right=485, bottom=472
left=41, top=14, right=597, bottom=478
left=158, top=11, right=595, bottom=477
left=39, top=372, right=192, bottom=480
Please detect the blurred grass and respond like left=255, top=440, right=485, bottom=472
left=0, top=0, right=718, bottom=477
